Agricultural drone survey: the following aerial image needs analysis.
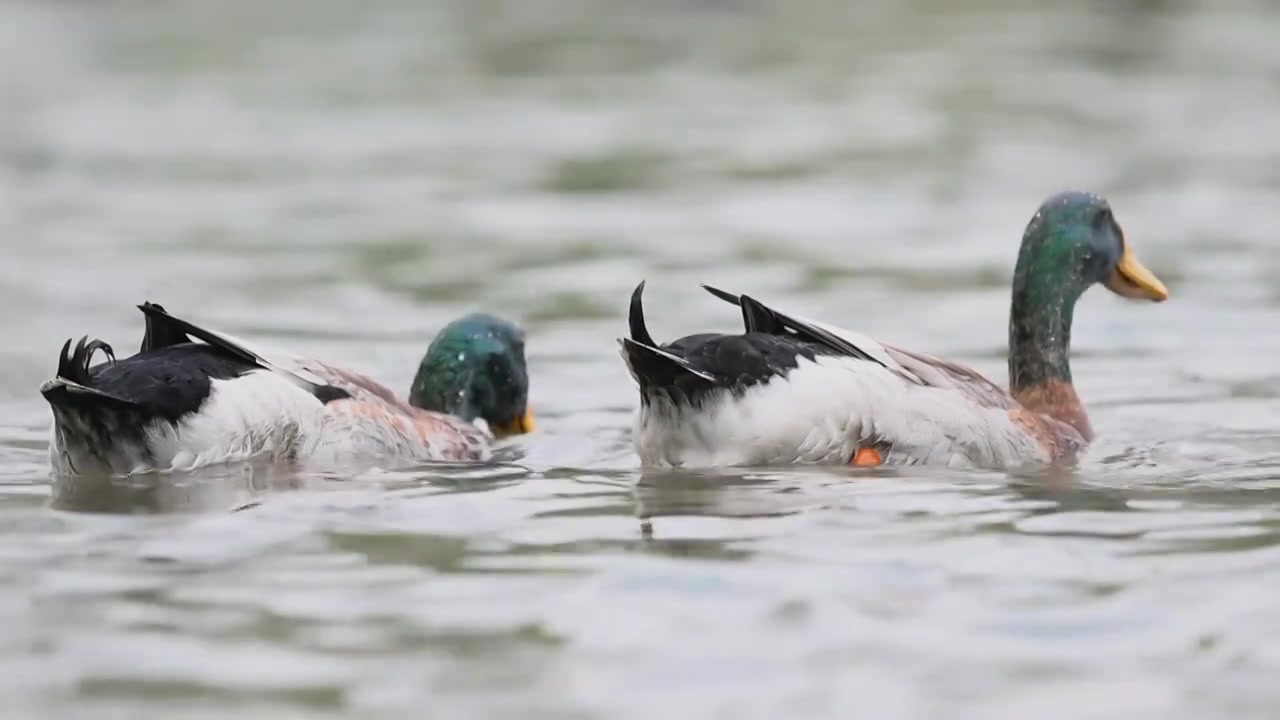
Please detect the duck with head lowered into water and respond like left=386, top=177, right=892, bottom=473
left=41, top=304, right=533, bottom=476
left=619, top=191, right=1169, bottom=470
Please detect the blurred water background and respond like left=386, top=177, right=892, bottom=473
left=4, top=0, right=1280, bottom=718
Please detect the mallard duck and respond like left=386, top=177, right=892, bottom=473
left=41, top=303, right=533, bottom=475
left=619, top=191, right=1169, bottom=469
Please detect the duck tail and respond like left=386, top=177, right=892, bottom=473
left=41, top=337, right=150, bottom=475
left=628, top=280, right=656, bottom=347
left=54, top=337, right=115, bottom=386
left=42, top=335, right=140, bottom=416
left=619, top=281, right=715, bottom=400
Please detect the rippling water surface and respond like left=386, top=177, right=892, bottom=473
left=4, top=1, right=1280, bottom=717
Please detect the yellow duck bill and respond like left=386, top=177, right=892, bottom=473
left=1105, top=244, right=1169, bottom=301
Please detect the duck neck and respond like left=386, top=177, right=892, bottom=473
left=1007, top=269, right=1092, bottom=439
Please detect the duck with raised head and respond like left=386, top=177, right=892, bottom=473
left=619, top=191, right=1169, bottom=469
left=41, top=304, right=533, bottom=476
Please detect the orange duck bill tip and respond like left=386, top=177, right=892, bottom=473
left=494, top=407, right=535, bottom=436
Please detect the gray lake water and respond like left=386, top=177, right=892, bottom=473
left=4, top=1, right=1280, bottom=717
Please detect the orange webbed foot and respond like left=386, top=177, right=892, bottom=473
left=852, top=447, right=882, bottom=466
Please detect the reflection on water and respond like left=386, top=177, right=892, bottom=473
left=4, top=0, right=1280, bottom=717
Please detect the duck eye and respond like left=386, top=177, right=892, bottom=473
left=1091, top=208, right=1112, bottom=230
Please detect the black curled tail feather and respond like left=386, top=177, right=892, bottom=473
left=56, top=336, right=117, bottom=385
left=629, top=281, right=655, bottom=347
left=43, top=332, right=164, bottom=474
left=620, top=281, right=716, bottom=402
left=45, top=335, right=135, bottom=411
left=43, top=336, right=142, bottom=473
left=55, top=339, right=73, bottom=380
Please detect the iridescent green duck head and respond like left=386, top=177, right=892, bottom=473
left=409, top=314, right=533, bottom=437
left=1008, top=191, right=1169, bottom=420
